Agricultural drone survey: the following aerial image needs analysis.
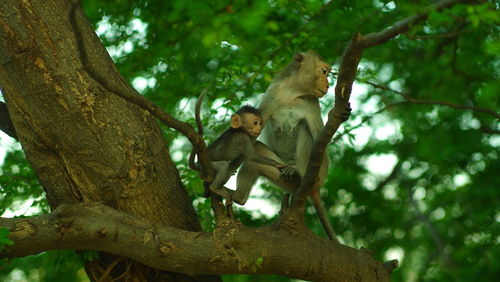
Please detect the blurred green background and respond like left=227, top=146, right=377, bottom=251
left=1, top=0, right=498, bottom=281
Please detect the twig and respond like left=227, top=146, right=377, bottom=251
left=404, top=97, right=500, bottom=119
left=96, top=257, right=126, bottom=282
left=361, top=0, right=475, bottom=48
left=364, top=81, right=500, bottom=119
left=241, top=0, right=335, bottom=86
left=109, top=259, right=133, bottom=282
left=374, top=160, right=402, bottom=191
left=291, top=0, right=481, bottom=208
left=363, top=81, right=404, bottom=95
left=407, top=186, right=456, bottom=269
left=405, top=29, right=469, bottom=40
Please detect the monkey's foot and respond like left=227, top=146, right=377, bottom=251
left=279, top=166, right=302, bottom=182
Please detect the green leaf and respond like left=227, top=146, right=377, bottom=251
left=0, top=228, right=14, bottom=251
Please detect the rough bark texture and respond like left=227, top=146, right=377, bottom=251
left=3, top=0, right=481, bottom=280
left=0, top=0, right=479, bottom=280
left=0, top=0, right=218, bottom=281
left=1, top=203, right=394, bottom=282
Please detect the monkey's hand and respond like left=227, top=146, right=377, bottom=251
left=279, top=166, right=301, bottom=182
left=341, top=102, right=352, bottom=121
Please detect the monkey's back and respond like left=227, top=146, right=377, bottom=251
left=207, top=129, right=248, bottom=164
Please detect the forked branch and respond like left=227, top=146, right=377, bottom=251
left=292, top=0, right=481, bottom=206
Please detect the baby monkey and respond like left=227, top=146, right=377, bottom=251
left=190, top=103, right=298, bottom=204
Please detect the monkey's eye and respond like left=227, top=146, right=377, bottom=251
left=321, top=68, right=329, bottom=75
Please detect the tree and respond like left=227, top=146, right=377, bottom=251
left=0, top=0, right=498, bottom=281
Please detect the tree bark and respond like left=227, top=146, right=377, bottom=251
left=0, top=0, right=402, bottom=281
left=0, top=0, right=218, bottom=280
left=1, top=202, right=395, bottom=282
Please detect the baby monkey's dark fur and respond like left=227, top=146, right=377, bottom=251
left=190, top=93, right=298, bottom=202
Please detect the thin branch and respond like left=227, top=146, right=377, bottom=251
left=479, top=125, right=500, bottom=135
left=361, top=0, right=476, bottom=48
left=292, top=0, right=483, bottom=208
left=364, top=81, right=500, bottom=119
left=404, top=29, right=469, bottom=40
left=450, top=37, right=483, bottom=80
left=374, top=160, right=402, bottom=191
left=404, top=96, right=500, bottom=118
left=332, top=101, right=407, bottom=143
left=363, top=81, right=404, bottom=95
left=68, top=1, right=215, bottom=181
left=406, top=186, right=456, bottom=270
left=241, top=0, right=336, bottom=86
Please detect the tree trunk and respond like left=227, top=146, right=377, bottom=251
left=0, top=0, right=218, bottom=280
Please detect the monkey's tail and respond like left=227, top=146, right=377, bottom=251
left=189, top=90, right=207, bottom=171
left=311, top=190, right=339, bottom=242
left=195, top=90, right=206, bottom=136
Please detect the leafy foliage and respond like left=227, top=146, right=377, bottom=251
left=0, top=228, right=14, bottom=251
left=0, top=250, right=88, bottom=282
left=0, top=150, right=48, bottom=216
left=1, top=0, right=499, bottom=281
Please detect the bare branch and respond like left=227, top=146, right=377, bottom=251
left=364, top=81, right=500, bottom=119
left=406, top=186, right=456, bottom=270
left=361, top=0, right=476, bottom=48
left=68, top=1, right=215, bottom=181
left=374, top=160, right=403, bottom=191
left=0, top=202, right=394, bottom=281
left=479, top=125, right=500, bottom=135
left=404, top=29, right=469, bottom=40
left=292, top=0, right=483, bottom=208
left=404, top=96, right=500, bottom=119
left=363, top=81, right=404, bottom=95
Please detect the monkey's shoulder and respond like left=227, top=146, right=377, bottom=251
left=207, top=129, right=251, bottom=160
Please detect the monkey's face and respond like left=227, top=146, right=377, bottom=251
left=314, top=62, right=331, bottom=97
left=242, top=114, right=263, bottom=138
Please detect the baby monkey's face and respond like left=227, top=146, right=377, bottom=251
left=242, top=113, right=263, bottom=138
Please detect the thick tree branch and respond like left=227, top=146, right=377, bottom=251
left=292, top=0, right=482, bottom=207
left=1, top=202, right=395, bottom=281
left=68, top=1, right=215, bottom=182
left=0, top=101, right=17, bottom=139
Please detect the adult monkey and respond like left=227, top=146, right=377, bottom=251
left=237, top=50, right=350, bottom=241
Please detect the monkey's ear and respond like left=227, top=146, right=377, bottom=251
left=294, top=52, right=305, bottom=67
left=230, top=114, right=242, bottom=128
